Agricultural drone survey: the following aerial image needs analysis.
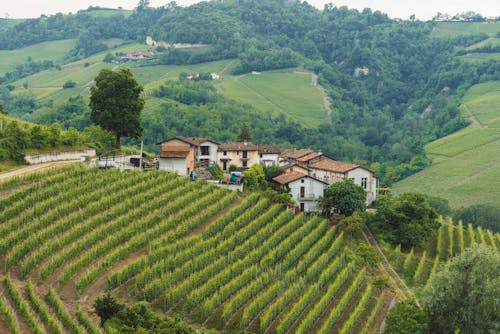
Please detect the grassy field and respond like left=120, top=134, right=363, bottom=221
left=220, top=70, right=328, bottom=127
left=0, top=39, right=77, bottom=75
left=5, top=38, right=327, bottom=127
left=394, top=81, right=500, bottom=209
left=432, top=21, right=500, bottom=38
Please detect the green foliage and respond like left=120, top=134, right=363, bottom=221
left=340, top=212, right=365, bottom=237
left=453, top=204, right=500, bottom=233
left=237, top=123, right=252, bottom=142
left=208, top=164, right=223, bottom=180
left=107, top=302, right=196, bottom=333
left=421, top=245, right=500, bottom=334
left=322, top=179, right=366, bottom=216
left=353, top=243, right=380, bottom=266
left=153, top=79, right=217, bottom=105
left=424, top=195, right=452, bottom=217
left=243, top=164, right=266, bottom=190
left=80, top=125, right=115, bottom=155
left=63, top=80, right=76, bottom=89
left=370, top=192, right=439, bottom=248
left=89, top=68, right=144, bottom=148
left=94, top=292, right=123, bottom=326
left=384, top=300, right=429, bottom=334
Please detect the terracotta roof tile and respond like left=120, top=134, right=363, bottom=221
left=310, top=158, right=359, bottom=173
left=280, top=148, right=314, bottom=159
left=272, top=171, right=308, bottom=184
left=160, top=136, right=219, bottom=146
left=258, top=145, right=281, bottom=154
left=218, top=142, right=258, bottom=151
left=297, top=152, right=322, bottom=162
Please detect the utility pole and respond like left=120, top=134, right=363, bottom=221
left=139, top=140, right=144, bottom=170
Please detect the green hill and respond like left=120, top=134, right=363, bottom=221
left=431, top=21, right=500, bottom=38
left=0, top=165, right=498, bottom=333
left=393, top=81, right=500, bottom=209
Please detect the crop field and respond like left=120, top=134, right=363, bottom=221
left=0, top=39, right=77, bottom=76
left=219, top=71, right=328, bottom=127
left=387, top=217, right=500, bottom=290
left=431, top=21, right=500, bottom=38
left=394, top=81, right=500, bottom=209
left=0, top=165, right=392, bottom=333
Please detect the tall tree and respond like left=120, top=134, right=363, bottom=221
left=237, top=123, right=252, bottom=142
left=321, top=179, right=366, bottom=216
left=421, top=245, right=500, bottom=334
left=89, top=69, right=144, bottom=148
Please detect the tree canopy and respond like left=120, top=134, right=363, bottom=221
left=89, top=68, right=144, bottom=148
left=370, top=192, right=438, bottom=248
left=321, top=179, right=366, bottom=216
left=421, top=245, right=500, bottom=334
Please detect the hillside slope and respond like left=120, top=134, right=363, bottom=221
left=0, top=165, right=392, bottom=333
left=393, top=81, right=500, bottom=209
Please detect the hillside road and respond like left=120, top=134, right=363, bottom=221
left=0, top=160, right=80, bottom=181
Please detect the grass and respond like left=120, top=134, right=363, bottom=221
left=220, top=70, right=327, bottom=127
left=0, top=39, right=77, bottom=75
left=465, top=37, right=500, bottom=50
left=394, top=81, right=500, bottom=209
left=432, top=21, right=500, bottom=38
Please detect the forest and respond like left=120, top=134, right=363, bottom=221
left=0, top=0, right=500, bottom=185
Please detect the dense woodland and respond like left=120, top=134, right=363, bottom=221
left=1, top=0, right=500, bottom=185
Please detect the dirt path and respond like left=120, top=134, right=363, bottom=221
left=462, top=102, right=488, bottom=128
left=0, top=160, right=80, bottom=181
left=361, top=226, right=419, bottom=307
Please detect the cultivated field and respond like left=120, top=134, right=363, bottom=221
left=5, top=37, right=327, bottom=127
left=431, top=21, right=500, bottom=38
left=219, top=71, right=328, bottom=127
left=394, top=81, right=500, bottom=209
left=0, top=39, right=77, bottom=76
left=0, top=165, right=392, bottom=333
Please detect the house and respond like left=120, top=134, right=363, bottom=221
left=309, top=158, right=377, bottom=205
left=258, top=145, right=281, bottom=167
left=158, top=136, right=218, bottom=176
left=217, top=141, right=259, bottom=171
left=273, top=171, right=328, bottom=212
left=279, top=148, right=315, bottom=166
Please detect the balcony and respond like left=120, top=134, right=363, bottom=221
left=297, top=193, right=316, bottom=201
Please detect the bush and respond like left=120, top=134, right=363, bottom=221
left=63, top=80, right=76, bottom=89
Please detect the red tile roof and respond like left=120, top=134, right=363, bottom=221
left=273, top=171, right=308, bottom=184
left=280, top=148, right=314, bottom=159
left=160, top=136, right=218, bottom=146
left=309, top=158, right=359, bottom=173
left=218, top=142, right=258, bottom=151
left=258, top=145, right=281, bottom=154
left=297, top=152, right=322, bottom=162
left=159, top=145, right=190, bottom=158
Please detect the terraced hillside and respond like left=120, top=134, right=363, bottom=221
left=394, top=81, right=500, bottom=209
left=0, top=165, right=392, bottom=333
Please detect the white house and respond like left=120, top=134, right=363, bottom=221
left=273, top=171, right=328, bottom=212
left=258, top=145, right=281, bottom=167
left=309, top=158, right=377, bottom=205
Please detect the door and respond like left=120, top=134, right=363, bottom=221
left=300, top=202, right=305, bottom=212
left=223, top=161, right=227, bottom=171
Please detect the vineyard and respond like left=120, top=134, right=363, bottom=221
left=0, top=165, right=393, bottom=333
left=1, top=165, right=498, bottom=333
left=386, top=217, right=500, bottom=291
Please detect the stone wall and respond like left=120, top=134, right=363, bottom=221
left=24, top=149, right=96, bottom=164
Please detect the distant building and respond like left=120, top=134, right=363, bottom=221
left=258, top=145, right=281, bottom=167
left=158, top=136, right=218, bottom=176
left=217, top=141, right=259, bottom=171
left=273, top=171, right=327, bottom=212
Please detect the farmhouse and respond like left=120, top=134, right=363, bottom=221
left=158, top=136, right=218, bottom=176
left=258, top=144, right=281, bottom=167
left=273, top=171, right=328, bottom=212
left=217, top=141, right=259, bottom=171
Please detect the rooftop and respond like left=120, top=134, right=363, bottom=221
left=310, top=158, right=359, bottom=173
left=218, top=142, right=258, bottom=151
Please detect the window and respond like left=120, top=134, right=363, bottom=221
left=301, top=179, right=304, bottom=183
left=242, top=160, right=247, bottom=168
left=223, top=151, right=227, bottom=156
left=200, top=146, right=209, bottom=155
left=237, top=151, right=239, bottom=156
left=260, top=154, right=263, bottom=158
left=361, top=177, right=368, bottom=189
left=242, top=151, right=248, bottom=159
